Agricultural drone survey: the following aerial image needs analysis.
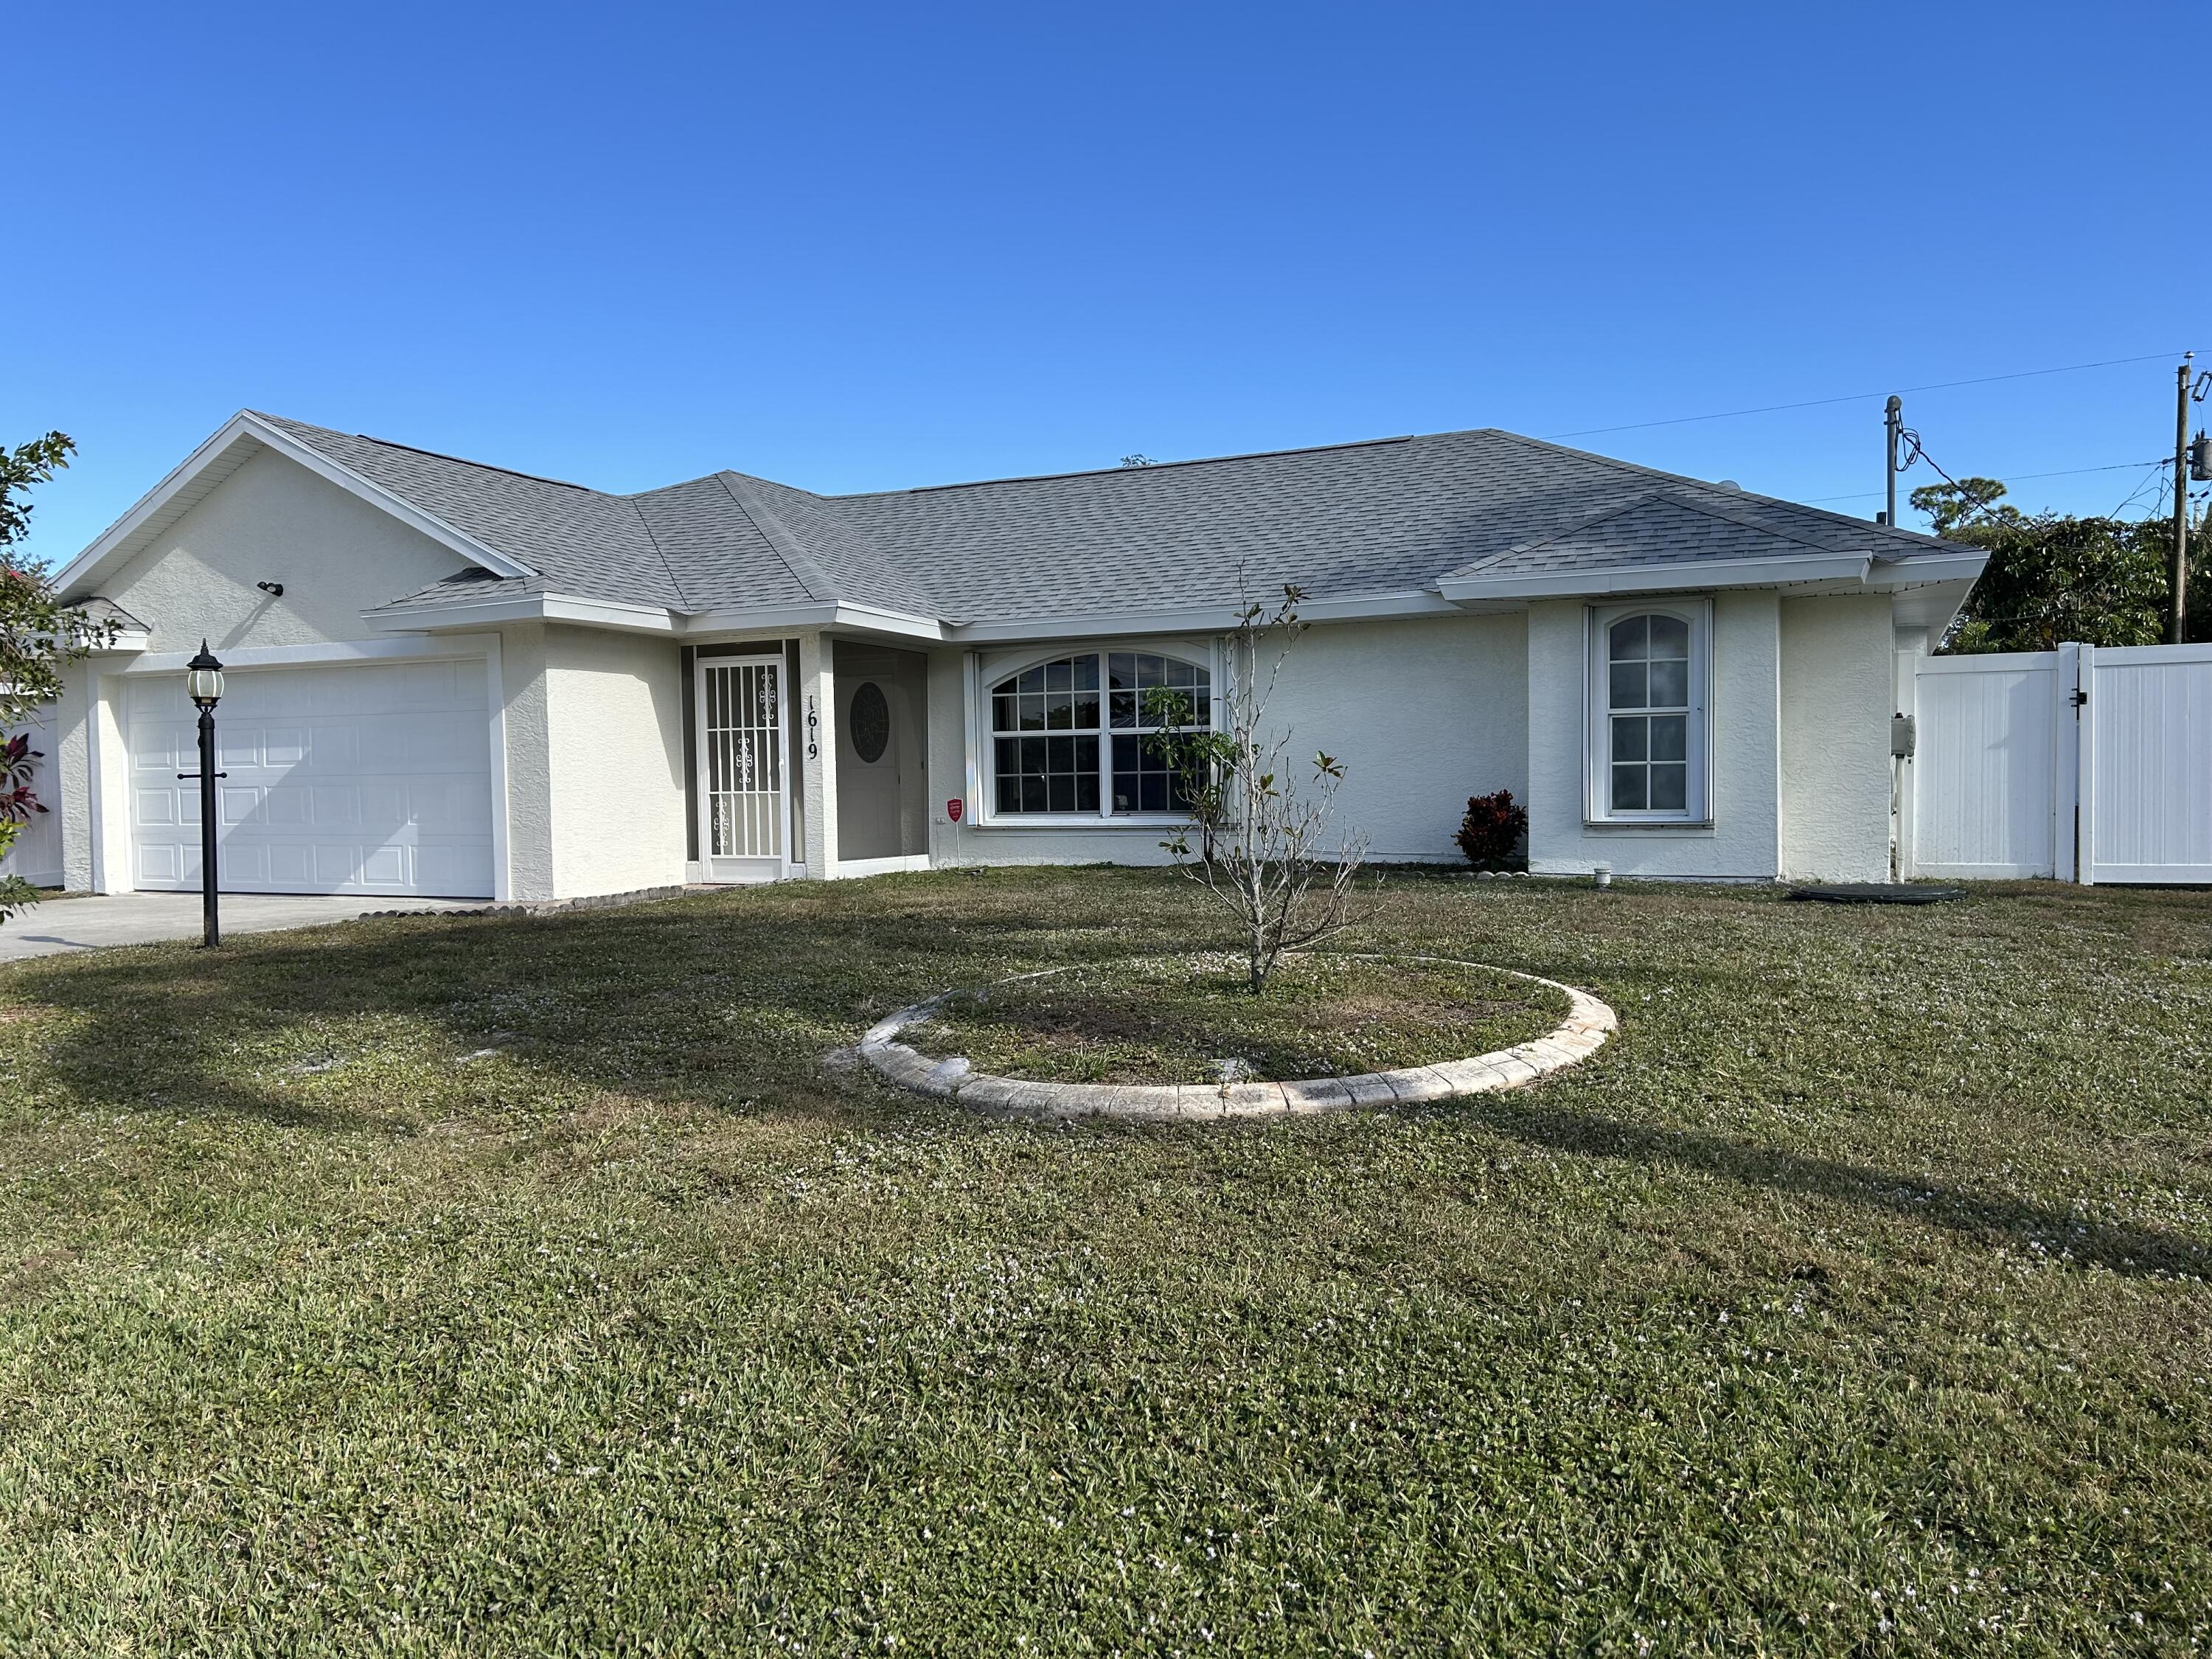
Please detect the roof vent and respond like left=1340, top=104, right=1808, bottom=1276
left=1715, top=479, right=1742, bottom=492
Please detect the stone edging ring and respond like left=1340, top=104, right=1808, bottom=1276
left=844, top=955, right=1618, bottom=1122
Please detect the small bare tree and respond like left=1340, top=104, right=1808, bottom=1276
left=1143, top=582, right=1368, bottom=994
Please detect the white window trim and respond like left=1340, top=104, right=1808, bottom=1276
left=1585, top=599, right=1713, bottom=827
left=962, top=639, right=1225, bottom=828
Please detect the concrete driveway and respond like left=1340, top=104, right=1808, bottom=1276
left=0, top=892, right=481, bottom=963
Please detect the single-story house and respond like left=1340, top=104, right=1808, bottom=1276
left=28, top=411, right=1985, bottom=901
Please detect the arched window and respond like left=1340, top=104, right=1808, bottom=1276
left=989, top=649, right=1211, bottom=818
left=1589, top=604, right=1707, bottom=822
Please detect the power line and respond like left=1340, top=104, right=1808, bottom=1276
left=1543, top=351, right=2183, bottom=440
left=2107, top=457, right=2172, bottom=522
left=1805, top=459, right=2162, bottom=504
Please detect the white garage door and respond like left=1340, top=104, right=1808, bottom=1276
left=128, top=656, right=495, bottom=898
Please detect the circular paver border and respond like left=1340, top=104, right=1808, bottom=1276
left=846, top=956, right=1618, bottom=1122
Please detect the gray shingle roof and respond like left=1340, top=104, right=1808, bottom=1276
left=1453, top=490, right=1845, bottom=578
left=717, top=473, right=941, bottom=614
left=630, top=475, right=813, bottom=610
left=251, top=414, right=689, bottom=608
left=265, top=414, right=1973, bottom=625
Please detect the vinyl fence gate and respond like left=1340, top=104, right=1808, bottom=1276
left=1903, top=641, right=2212, bottom=885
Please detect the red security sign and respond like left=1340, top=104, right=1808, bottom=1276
left=947, top=798, right=964, bottom=823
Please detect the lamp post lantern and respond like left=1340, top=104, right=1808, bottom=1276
left=181, top=641, right=226, bottom=947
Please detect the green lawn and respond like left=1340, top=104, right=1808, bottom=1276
left=1, top=869, right=2208, bottom=1655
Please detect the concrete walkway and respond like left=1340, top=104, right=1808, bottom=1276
left=0, top=892, right=479, bottom=962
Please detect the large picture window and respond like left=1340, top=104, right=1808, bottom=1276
left=990, top=650, right=1211, bottom=818
left=1588, top=603, right=1708, bottom=824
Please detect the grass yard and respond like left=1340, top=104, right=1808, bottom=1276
left=905, top=952, right=1567, bottom=1084
left=1, top=868, right=2209, bottom=1655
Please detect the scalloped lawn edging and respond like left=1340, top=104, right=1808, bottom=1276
left=846, top=959, right=1618, bottom=1122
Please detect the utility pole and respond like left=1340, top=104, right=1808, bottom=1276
left=1884, top=394, right=1902, bottom=526
left=2174, top=355, right=2193, bottom=644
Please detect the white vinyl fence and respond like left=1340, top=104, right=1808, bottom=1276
left=1905, top=641, right=2212, bottom=885
left=0, top=709, right=63, bottom=890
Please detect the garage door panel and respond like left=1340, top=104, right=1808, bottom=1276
left=361, top=845, right=408, bottom=887
left=136, top=841, right=184, bottom=885
left=372, top=782, right=424, bottom=830
left=309, top=725, right=361, bottom=771
left=128, top=660, right=495, bottom=898
left=359, top=718, right=408, bottom=766
left=417, top=842, right=492, bottom=894
left=427, top=778, right=492, bottom=832
left=265, top=785, right=311, bottom=827
left=307, top=784, right=361, bottom=827
left=407, top=717, right=459, bottom=766
left=131, top=727, right=180, bottom=773
left=396, top=662, right=455, bottom=709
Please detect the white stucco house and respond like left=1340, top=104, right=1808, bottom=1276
left=21, top=411, right=1986, bottom=902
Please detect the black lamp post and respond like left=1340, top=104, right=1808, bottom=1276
left=181, top=641, right=226, bottom=947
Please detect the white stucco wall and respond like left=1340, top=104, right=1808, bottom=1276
left=800, top=630, right=837, bottom=876
left=55, top=667, right=94, bottom=892
left=91, top=447, right=470, bottom=653
left=923, top=613, right=1528, bottom=869
left=1526, top=591, right=1783, bottom=880
left=1778, top=594, right=1895, bottom=882
left=541, top=625, right=686, bottom=897
left=497, top=622, right=554, bottom=902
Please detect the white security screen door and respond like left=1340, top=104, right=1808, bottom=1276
left=696, top=655, right=792, bottom=882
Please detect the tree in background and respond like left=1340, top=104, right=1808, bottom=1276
left=1915, top=477, right=2209, bottom=653
left=2, top=433, right=108, bottom=921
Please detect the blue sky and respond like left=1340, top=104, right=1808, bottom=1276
left=8, top=1, right=2201, bottom=569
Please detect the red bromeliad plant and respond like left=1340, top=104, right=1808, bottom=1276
left=0, top=730, right=46, bottom=918
left=1, top=730, right=43, bottom=823
left=1455, top=789, right=1528, bottom=869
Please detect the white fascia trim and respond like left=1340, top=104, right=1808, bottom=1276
left=1437, top=554, right=1872, bottom=602
left=948, top=590, right=1457, bottom=643
left=93, top=630, right=151, bottom=655
left=1867, top=552, right=1989, bottom=586
left=115, top=634, right=501, bottom=675
left=51, top=412, right=535, bottom=597
left=364, top=593, right=679, bottom=634
left=373, top=594, right=940, bottom=641
left=680, top=601, right=947, bottom=642
left=544, top=595, right=678, bottom=632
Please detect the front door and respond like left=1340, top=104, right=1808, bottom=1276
left=836, top=675, right=903, bottom=860
left=696, top=655, right=793, bottom=882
